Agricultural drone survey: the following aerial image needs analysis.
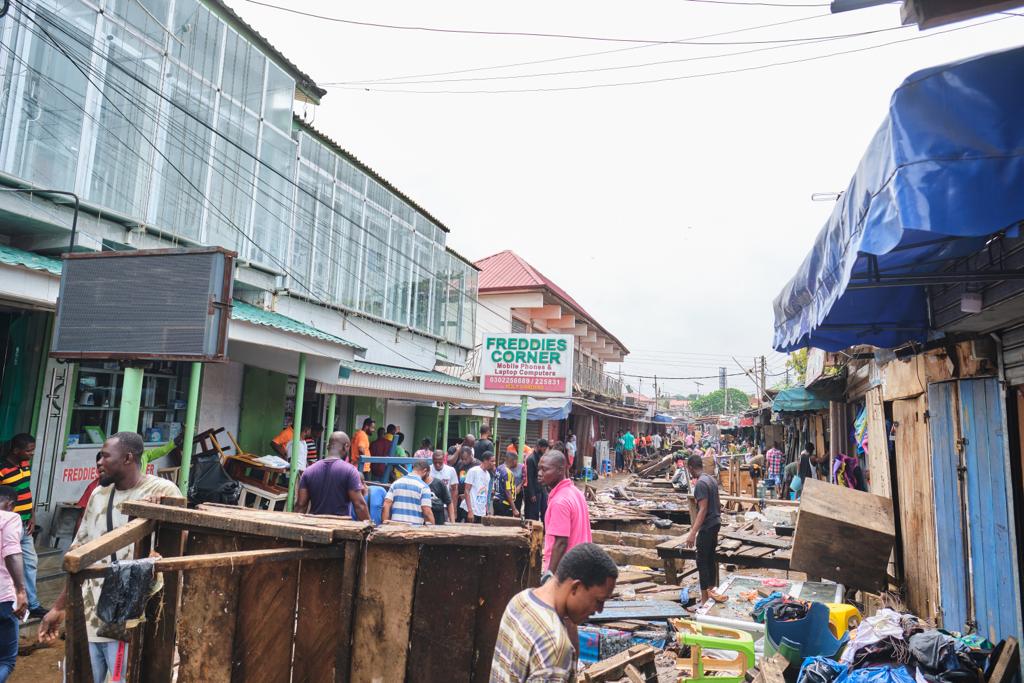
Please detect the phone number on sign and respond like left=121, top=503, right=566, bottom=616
left=485, top=376, right=566, bottom=391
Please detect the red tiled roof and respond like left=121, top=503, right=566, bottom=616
left=475, top=250, right=629, bottom=354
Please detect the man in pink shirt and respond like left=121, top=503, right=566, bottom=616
left=540, top=450, right=592, bottom=574
left=0, top=485, right=27, bottom=682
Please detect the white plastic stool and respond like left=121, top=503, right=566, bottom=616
left=238, top=483, right=288, bottom=511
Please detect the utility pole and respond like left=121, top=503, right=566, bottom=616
left=760, top=355, right=767, bottom=405
left=694, top=380, right=703, bottom=397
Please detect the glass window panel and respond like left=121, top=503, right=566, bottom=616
left=311, top=174, right=334, bottom=299
left=461, top=267, right=477, bottom=347
left=222, top=29, right=264, bottom=113
left=250, top=163, right=293, bottom=270
left=291, top=164, right=317, bottom=293
left=259, top=124, right=294, bottom=175
left=385, top=219, right=412, bottom=325
left=206, top=97, right=258, bottom=251
left=171, top=0, right=222, bottom=83
left=154, top=64, right=214, bottom=241
left=412, top=234, right=433, bottom=332
left=443, top=255, right=464, bottom=344
left=334, top=184, right=363, bottom=308
left=365, top=178, right=391, bottom=212
left=336, top=158, right=365, bottom=193
left=105, top=0, right=171, bottom=45
left=8, top=10, right=93, bottom=190
left=263, top=62, right=293, bottom=131
left=88, top=19, right=163, bottom=219
left=393, top=200, right=413, bottom=226
left=431, top=244, right=447, bottom=337
left=360, top=205, right=388, bottom=317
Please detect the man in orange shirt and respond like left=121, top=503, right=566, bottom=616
left=270, top=425, right=294, bottom=459
left=350, top=418, right=375, bottom=472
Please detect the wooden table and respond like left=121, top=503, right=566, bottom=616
left=656, top=534, right=792, bottom=582
left=224, top=455, right=288, bottom=493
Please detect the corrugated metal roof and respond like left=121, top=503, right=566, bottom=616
left=208, top=1, right=326, bottom=103
left=475, top=250, right=629, bottom=354
left=231, top=300, right=363, bottom=350
left=0, top=244, right=61, bottom=275
left=295, top=117, right=452, bottom=234
left=341, top=360, right=477, bottom=387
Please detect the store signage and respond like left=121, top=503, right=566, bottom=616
left=480, top=333, right=574, bottom=397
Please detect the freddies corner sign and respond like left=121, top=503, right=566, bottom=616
left=480, top=334, right=574, bottom=397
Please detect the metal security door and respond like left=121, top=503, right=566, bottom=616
left=926, top=381, right=969, bottom=630
left=957, top=378, right=1023, bottom=643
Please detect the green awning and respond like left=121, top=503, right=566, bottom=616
left=772, top=386, right=830, bottom=413
left=0, top=244, right=61, bottom=275
left=339, top=360, right=477, bottom=388
left=230, top=300, right=363, bottom=350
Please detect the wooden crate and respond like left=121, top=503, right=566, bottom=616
left=61, top=501, right=542, bottom=683
left=790, top=479, right=895, bottom=591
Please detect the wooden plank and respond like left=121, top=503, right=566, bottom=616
left=350, top=544, right=420, bottom=682
left=77, top=546, right=343, bottom=578
left=686, top=494, right=799, bottom=508
left=865, top=387, right=892, bottom=498
left=720, top=532, right=791, bottom=550
left=294, top=553, right=346, bottom=683
left=64, top=574, right=93, bottom=683
left=335, top=541, right=361, bottom=683
left=987, top=637, right=1019, bottom=683
left=472, top=546, right=528, bottom=683
left=122, top=500, right=369, bottom=543
left=893, top=395, right=941, bottom=621
left=408, top=546, right=482, bottom=683
left=63, top=518, right=155, bottom=573
left=231, top=539, right=301, bottom=683
left=598, top=544, right=663, bottom=568
left=591, top=529, right=674, bottom=549
left=582, top=644, right=659, bottom=682
left=369, top=522, right=531, bottom=547
left=140, top=521, right=186, bottom=683
left=177, top=533, right=242, bottom=683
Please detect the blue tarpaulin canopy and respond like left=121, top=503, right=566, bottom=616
left=772, top=386, right=830, bottom=413
left=653, top=413, right=674, bottom=424
left=773, top=46, right=1024, bottom=353
left=498, top=398, right=572, bottom=421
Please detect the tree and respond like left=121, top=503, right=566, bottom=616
left=786, top=349, right=808, bottom=386
left=691, top=388, right=751, bottom=416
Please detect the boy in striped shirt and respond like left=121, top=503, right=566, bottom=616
left=382, top=460, right=435, bottom=525
left=0, top=434, right=43, bottom=618
left=490, top=544, right=617, bottom=682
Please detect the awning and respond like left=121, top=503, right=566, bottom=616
left=653, top=413, right=674, bottom=424
left=318, top=360, right=507, bottom=405
left=773, top=45, right=1024, bottom=352
left=772, top=386, right=830, bottom=413
left=498, top=397, right=572, bottom=421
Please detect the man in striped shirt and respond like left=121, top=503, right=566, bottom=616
left=0, top=434, right=43, bottom=618
left=490, top=544, right=618, bottom=682
left=382, top=460, right=434, bottom=525
left=765, top=442, right=784, bottom=486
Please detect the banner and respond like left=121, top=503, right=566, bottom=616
left=480, top=333, right=574, bottom=397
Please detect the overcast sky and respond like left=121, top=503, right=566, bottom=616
left=230, top=0, right=1022, bottom=396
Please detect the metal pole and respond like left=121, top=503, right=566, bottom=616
left=325, top=393, right=337, bottom=451
left=286, top=353, right=307, bottom=512
left=518, top=395, right=528, bottom=460
left=442, top=402, right=450, bottom=451
left=178, top=362, right=202, bottom=496
left=118, top=367, right=145, bottom=433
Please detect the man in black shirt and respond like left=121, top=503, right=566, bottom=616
left=524, top=439, right=549, bottom=521
left=683, top=454, right=724, bottom=604
left=426, top=468, right=452, bottom=524
left=475, top=425, right=495, bottom=461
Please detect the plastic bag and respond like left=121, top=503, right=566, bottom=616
left=96, top=558, right=157, bottom=639
left=799, top=656, right=848, bottom=683
left=835, top=665, right=916, bottom=683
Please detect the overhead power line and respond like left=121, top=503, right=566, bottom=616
left=333, top=15, right=1013, bottom=94
left=238, top=0, right=864, bottom=46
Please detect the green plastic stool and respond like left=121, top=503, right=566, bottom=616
left=670, top=619, right=756, bottom=683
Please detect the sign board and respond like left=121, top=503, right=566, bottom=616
left=480, top=333, right=574, bottom=397
left=52, top=247, right=234, bottom=361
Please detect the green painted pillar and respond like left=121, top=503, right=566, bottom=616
left=493, top=403, right=500, bottom=436
left=442, top=402, right=450, bottom=451
left=324, top=393, right=337, bottom=452
left=518, top=395, right=528, bottom=460
left=286, top=353, right=307, bottom=512
left=118, top=367, right=145, bottom=433
left=178, top=362, right=202, bottom=496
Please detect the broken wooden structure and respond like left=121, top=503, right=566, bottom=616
left=61, top=501, right=543, bottom=683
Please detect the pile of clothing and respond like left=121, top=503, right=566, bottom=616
left=751, top=593, right=810, bottom=624
left=794, top=609, right=994, bottom=683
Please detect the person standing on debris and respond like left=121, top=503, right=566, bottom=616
left=614, top=430, right=625, bottom=473
left=524, top=439, right=549, bottom=521
left=475, top=425, right=495, bottom=461
left=461, top=451, right=496, bottom=523
left=493, top=452, right=520, bottom=518
left=683, top=454, right=726, bottom=605
left=38, top=432, right=183, bottom=682
left=651, top=432, right=663, bottom=453
left=622, top=429, right=636, bottom=471
left=430, top=450, right=458, bottom=522
left=295, top=432, right=369, bottom=520
left=0, top=485, right=27, bottom=683
left=539, top=451, right=592, bottom=573
left=382, top=460, right=434, bottom=525
left=0, top=434, right=44, bottom=619
left=491, top=543, right=618, bottom=683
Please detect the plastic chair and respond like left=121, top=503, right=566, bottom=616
left=825, top=603, right=862, bottom=639
left=671, top=619, right=755, bottom=683
left=765, top=601, right=848, bottom=667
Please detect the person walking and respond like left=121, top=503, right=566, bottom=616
left=475, top=425, right=495, bottom=461
left=765, top=441, right=784, bottom=490
left=451, top=445, right=478, bottom=522
left=490, top=544, right=618, bottom=682
left=430, top=450, right=458, bottom=523
left=38, top=432, right=183, bottom=682
left=461, top=452, right=496, bottom=523
left=0, top=434, right=44, bottom=618
left=492, top=452, right=519, bottom=518
left=382, top=460, right=434, bottom=525
left=683, top=454, right=725, bottom=605
left=622, top=429, right=636, bottom=471
left=0, top=485, right=26, bottom=683
left=614, top=431, right=625, bottom=473
left=295, top=432, right=369, bottom=520
left=524, top=439, right=549, bottom=521
left=351, top=418, right=375, bottom=472
left=539, top=451, right=592, bottom=574
left=426, top=466, right=452, bottom=525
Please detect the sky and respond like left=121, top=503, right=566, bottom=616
left=228, top=0, right=1023, bottom=396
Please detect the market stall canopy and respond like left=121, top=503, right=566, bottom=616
left=772, top=386, right=830, bottom=413
left=773, top=45, right=1024, bottom=352
left=653, top=413, right=674, bottom=424
left=498, top=397, right=572, bottom=421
